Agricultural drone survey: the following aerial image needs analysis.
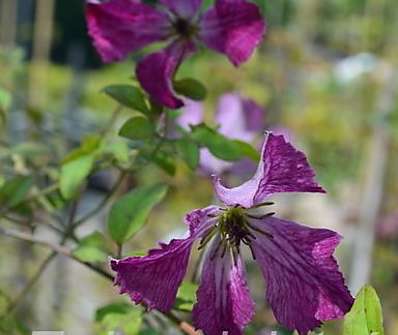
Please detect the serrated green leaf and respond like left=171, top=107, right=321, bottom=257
left=60, top=154, right=95, bottom=199
left=176, top=138, right=200, bottom=170
left=344, top=285, right=384, bottom=335
left=103, top=84, right=148, bottom=113
left=108, top=184, right=168, bottom=244
left=119, top=116, right=155, bottom=140
left=174, top=78, right=207, bottom=101
left=0, top=176, right=33, bottom=208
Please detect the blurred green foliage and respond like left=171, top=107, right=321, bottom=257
left=1, top=0, right=398, bottom=334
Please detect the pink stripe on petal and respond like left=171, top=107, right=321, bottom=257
left=250, top=216, right=354, bottom=335
left=199, top=0, right=266, bottom=66
left=136, top=42, right=196, bottom=109
left=193, top=238, right=255, bottom=335
left=213, top=133, right=325, bottom=208
left=86, top=0, right=170, bottom=62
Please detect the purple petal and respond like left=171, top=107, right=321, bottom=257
left=136, top=42, right=196, bottom=108
left=86, top=0, right=170, bottom=63
left=213, top=133, right=325, bottom=208
left=241, top=98, right=266, bottom=132
left=184, top=205, right=219, bottom=236
left=250, top=216, right=354, bottom=335
left=110, top=238, right=193, bottom=311
left=177, top=100, right=204, bottom=130
left=111, top=206, right=217, bottom=311
left=160, top=0, right=202, bottom=18
left=193, top=238, right=255, bottom=334
left=215, top=93, right=256, bottom=143
left=199, top=0, right=266, bottom=66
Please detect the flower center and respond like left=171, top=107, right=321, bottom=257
left=218, top=207, right=252, bottom=250
left=173, top=18, right=197, bottom=39
left=199, top=204, right=275, bottom=264
left=198, top=208, right=257, bottom=263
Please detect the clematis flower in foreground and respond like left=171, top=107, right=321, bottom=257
left=177, top=93, right=265, bottom=174
left=111, top=133, right=354, bottom=335
left=86, top=0, right=265, bottom=108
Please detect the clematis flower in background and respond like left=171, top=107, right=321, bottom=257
left=86, top=0, right=266, bottom=108
left=111, top=133, right=354, bottom=335
left=177, top=93, right=265, bottom=175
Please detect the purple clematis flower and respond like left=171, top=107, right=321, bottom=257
left=86, top=0, right=266, bottom=108
left=111, top=133, right=354, bottom=335
left=177, top=93, right=265, bottom=174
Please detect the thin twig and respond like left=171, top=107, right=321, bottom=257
left=2, top=214, right=65, bottom=235
left=6, top=252, right=56, bottom=314
left=100, top=104, right=123, bottom=137
left=0, top=226, right=113, bottom=280
left=72, top=171, right=126, bottom=229
left=0, top=226, right=198, bottom=334
left=164, top=311, right=199, bottom=335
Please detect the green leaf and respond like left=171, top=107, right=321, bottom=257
left=95, top=303, right=142, bottom=335
left=0, top=88, right=11, bottom=124
left=72, top=231, right=109, bottom=263
left=174, top=78, right=207, bottom=101
left=119, top=116, right=155, bottom=140
left=96, top=303, right=133, bottom=322
left=108, top=184, right=168, bottom=244
left=139, top=330, right=160, bottom=335
left=63, top=134, right=102, bottom=163
left=232, top=139, right=260, bottom=162
left=0, top=88, right=11, bottom=110
left=176, top=138, right=200, bottom=170
left=60, top=154, right=95, bottom=199
left=104, top=139, right=130, bottom=164
left=152, top=150, right=177, bottom=176
left=73, top=246, right=108, bottom=263
left=344, top=285, right=384, bottom=335
left=79, top=231, right=108, bottom=247
left=103, top=84, right=148, bottom=113
left=175, top=281, right=198, bottom=312
left=191, top=123, right=252, bottom=161
left=0, top=176, right=33, bottom=208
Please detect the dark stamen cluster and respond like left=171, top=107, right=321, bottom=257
left=199, top=204, right=275, bottom=265
left=173, top=18, right=197, bottom=39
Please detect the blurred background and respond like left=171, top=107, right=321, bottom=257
left=0, top=0, right=397, bottom=334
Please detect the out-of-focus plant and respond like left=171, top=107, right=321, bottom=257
left=0, top=0, right=394, bottom=334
